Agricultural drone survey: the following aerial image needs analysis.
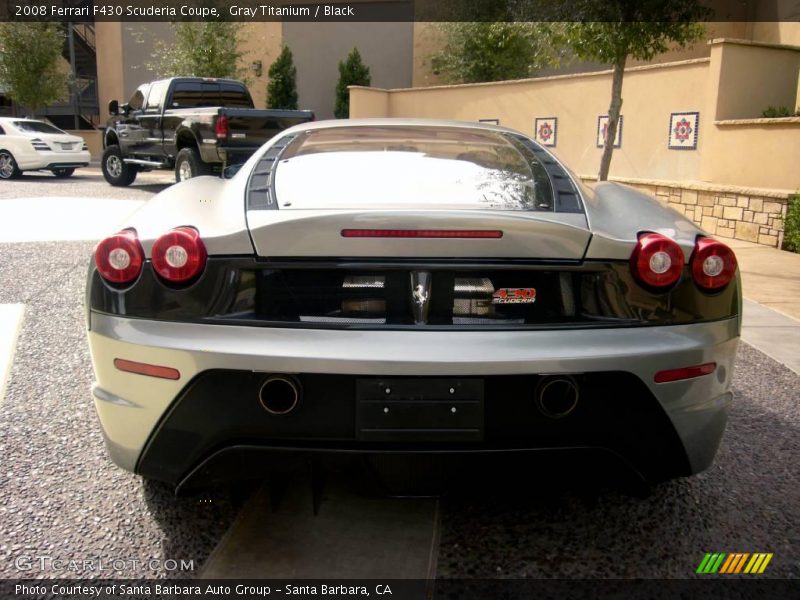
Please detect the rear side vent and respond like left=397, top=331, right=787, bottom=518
left=246, top=134, right=297, bottom=210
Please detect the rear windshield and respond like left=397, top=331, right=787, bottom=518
left=12, top=120, right=66, bottom=134
left=169, top=81, right=253, bottom=109
left=275, top=126, right=556, bottom=211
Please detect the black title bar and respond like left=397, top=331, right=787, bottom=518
left=1, top=0, right=799, bottom=22
left=3, top=579, right=800, bottom=600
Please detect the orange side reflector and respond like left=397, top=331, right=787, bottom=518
left=654, top=362, right=716, bottom=383
left=114, top=358, right=180, bottom=380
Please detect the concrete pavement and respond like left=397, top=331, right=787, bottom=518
left=201, top=477, right=440, bottom=579
left=0, top=304, right=24, bottom=401
left=727, top=237, right=800, bottom=321
left=723, top=237, right=800, bottom=375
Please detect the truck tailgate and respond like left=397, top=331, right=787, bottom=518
left=219, top=108, right=313, bottom=148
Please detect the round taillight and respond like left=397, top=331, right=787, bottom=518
left=95, top=230, right=144, bottom=285
left=691, top=237, right=737, bottom=291
left=151, top=227, right=207, bottom=283
left=630, top=232, right=685, bottom=290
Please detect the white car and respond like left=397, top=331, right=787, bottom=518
left=0, top=117, right=91, bottom=179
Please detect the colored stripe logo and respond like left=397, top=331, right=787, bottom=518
left=697, top=553, right=773, bottom=574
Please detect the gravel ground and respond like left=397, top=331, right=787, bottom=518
left=0, top=241, right=245, bottom=579
left=437, top=342, right=799, bottom=579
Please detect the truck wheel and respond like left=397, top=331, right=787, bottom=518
left=51, top=167, right=75, bottom=178
left=0, top=150, right=21, bottom=179
left=175, top=147, right=211, bottom=182
left=102, top=145, right=137, bottom=187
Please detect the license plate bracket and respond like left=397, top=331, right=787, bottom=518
left=356, top=378, right=484, bottom=442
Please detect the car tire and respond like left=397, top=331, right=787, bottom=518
left=51, top=167, right=76, bottom=178
left=0, top=150, right=22, bottom=180
left=175, top=147, right=211, bottom=183
left=102, top=145, right=137, bottom=187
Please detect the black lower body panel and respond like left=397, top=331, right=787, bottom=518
left=136, top=371, right=690, bottom=490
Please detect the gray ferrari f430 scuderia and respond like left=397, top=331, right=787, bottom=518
left=86, top=119, right=740, bottom=492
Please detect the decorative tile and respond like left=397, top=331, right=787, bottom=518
left=668, top=111, right=699, bottom=150
left=534, top=117, right=557, bottom=147
left=597, top=115, right=623, bottom=148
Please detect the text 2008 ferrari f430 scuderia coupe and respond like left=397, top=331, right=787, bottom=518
left=86, top=119, right=740, bottom=491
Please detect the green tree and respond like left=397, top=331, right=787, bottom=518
left=431, top=22, right=557, bottom=84
left=335, top=48, right=371, bottom=119
left=549, top=1, right=709, bottom=180
left=148, top=22, right=245, bottom=79
left=0, top=22, right=68, bottom=116
left=266, top=46, right=298, bottom=110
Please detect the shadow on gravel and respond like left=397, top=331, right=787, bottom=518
left=142, top=479, right=258, bottom=578
left=14, top=173, right=93, bottom=181
left=12, top=172, right=172, bottom=194
left=126, top=183, right=173, bottom=194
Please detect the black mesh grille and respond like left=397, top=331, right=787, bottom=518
left=254, top=268, right=578, bottom=326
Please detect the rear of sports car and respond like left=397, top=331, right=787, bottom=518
left=85, top=121, right=740, bottom=491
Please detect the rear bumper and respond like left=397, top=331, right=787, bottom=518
left=15, top=150, right=90, bottom=170
left=199, top=143, right=263, bottom=165
left=88, top=313, right=739, bottom=485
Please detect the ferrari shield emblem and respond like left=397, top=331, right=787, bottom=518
left=410, top=271, right=432, bottom=323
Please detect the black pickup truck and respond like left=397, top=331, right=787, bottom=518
left=101, top=77, right=313, bottom=186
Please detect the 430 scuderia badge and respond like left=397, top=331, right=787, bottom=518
left=491, top=288, right=537, bottom=304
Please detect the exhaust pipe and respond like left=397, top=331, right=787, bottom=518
left=258, top=375, right=301, bottom=415
left=536, top=375, right=579, bottom=419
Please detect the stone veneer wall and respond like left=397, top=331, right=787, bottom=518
left=581, top=177, right=791, bottom=248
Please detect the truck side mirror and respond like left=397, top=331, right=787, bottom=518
left=108, top=100, right=119, bottom=116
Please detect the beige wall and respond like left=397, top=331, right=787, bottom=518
left=95, top=22, right=125, bottom=122
left=67, top=129, right=102, bottom=156
left=701, top=120, right=800, bottom=189
left=349, top=86, right=390, bottom=117
left=238, top=22, right=283, bottom=109
left=751, top=22, right=800, bottom=46
left=412, top=22, right=447, bottom=87
left=711, top=40, right=800, bottom=120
